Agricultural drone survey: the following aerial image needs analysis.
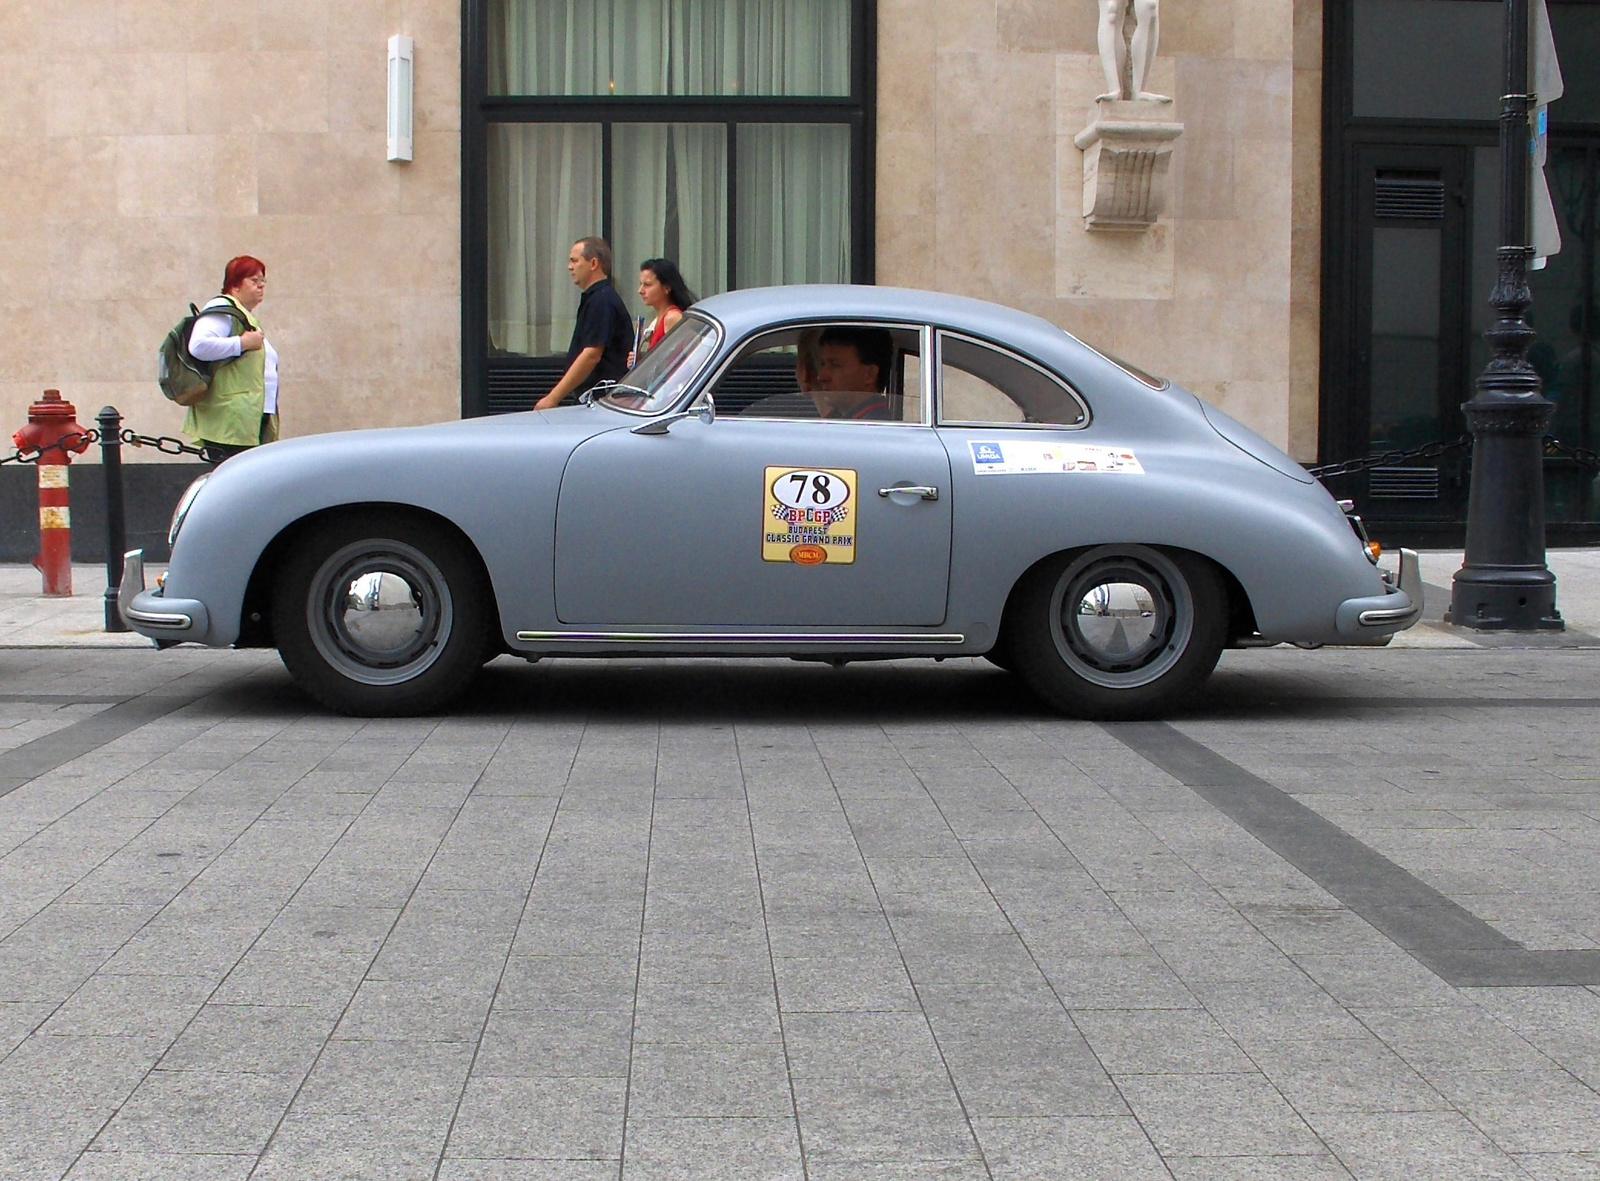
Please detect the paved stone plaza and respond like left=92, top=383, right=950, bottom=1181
left=4, top=633, right=1600, bottom=1180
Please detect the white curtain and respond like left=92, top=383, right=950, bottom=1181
left=490, top=0, right=669, bottom=95
left=668, top=0, right=849, bottom=95
left=673, top=124, right=729, bottom=293
left=492, top=0, right=848, bottom=95
left=737, top=124, right=851, bottom=287
left=487, top=123, right=602, bottom=356
left=612, top=123, right=728, bottom=300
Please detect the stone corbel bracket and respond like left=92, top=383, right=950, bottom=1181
left=1074, top=100, right=1184, bottom=231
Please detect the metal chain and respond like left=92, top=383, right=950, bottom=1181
left=1309, top=433, right=1600, bottom=480
left=1306, top=434, right=1473, bottom=481
left=118, top=429, right=208, bottom=458
left=1, top=426, right=205, bottom=463
left=0, top=428, right=100, bottom=466
left=1544, top=436, right=1600, bottom=472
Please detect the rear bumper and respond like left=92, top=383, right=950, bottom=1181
left=1334, top=547, right=1423, bottom=640
left=118, top=549, right=210, bottom=641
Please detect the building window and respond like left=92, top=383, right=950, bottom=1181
left=465, top=0, right=875, bottom=414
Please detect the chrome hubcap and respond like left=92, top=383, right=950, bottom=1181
left=1050, top=548, right=1191, bottom=689
left=308, top=542, right=452, bottom=686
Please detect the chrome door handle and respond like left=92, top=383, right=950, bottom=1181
left=878, top=485, right=939, bottom=501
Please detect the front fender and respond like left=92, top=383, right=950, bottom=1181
left=162, top=412, right=615, bottom=645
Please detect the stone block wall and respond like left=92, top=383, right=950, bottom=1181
left=0, top=0, right=461, bottom=464
left=876, top=0, right=1320, bottom=459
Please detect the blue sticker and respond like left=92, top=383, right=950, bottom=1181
left=971, top=442, right=1005, bottom=465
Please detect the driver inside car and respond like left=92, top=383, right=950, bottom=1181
left=810, top=326, right=894, bottom=421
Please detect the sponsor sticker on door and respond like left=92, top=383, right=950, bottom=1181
left=967, top=440, right=1144, bottom=475
left=763, top=467, right=857, bottom=564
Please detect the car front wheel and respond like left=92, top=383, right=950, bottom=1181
left=272, top=513, right=489, bottom=716
left=1009, top=545, right=1227, bottom=720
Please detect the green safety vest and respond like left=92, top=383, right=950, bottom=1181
left=184, top=296, right=272, bottom=447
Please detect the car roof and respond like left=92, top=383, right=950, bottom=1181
left=691, top=284, right=1082, bottom=356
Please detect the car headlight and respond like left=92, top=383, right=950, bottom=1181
left=168, top=474, right=210, bottom=548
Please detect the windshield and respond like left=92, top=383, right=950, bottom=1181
left=598, top=315, right=721, bottom=415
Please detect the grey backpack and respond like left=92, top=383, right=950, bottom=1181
left=158, top=302, right=247, bottom=407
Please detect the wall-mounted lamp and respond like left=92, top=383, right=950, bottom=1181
left=387, top=34, right=414, bottom=162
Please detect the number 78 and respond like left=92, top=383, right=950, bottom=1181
left=789, top=472, right=835, bottom=505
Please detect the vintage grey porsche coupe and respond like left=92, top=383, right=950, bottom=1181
left=120, top=286, right=1420, bottom=718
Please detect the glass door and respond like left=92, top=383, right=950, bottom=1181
left=1349, top=144, right=1474, bottom=523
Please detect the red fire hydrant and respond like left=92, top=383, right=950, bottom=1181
left=13, top=390, right=91, bottom=596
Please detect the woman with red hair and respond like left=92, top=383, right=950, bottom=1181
left=185, top=255, right=280, bottom=463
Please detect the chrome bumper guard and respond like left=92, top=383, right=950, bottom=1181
left=1334, top=547, right=1423, bottom=637
left=118, top=549, right=209, bottom=637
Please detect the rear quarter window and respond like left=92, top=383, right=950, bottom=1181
left=937, top=333, right=1088, bottom=427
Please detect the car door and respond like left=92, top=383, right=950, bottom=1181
left=553, top=414, right=953, bottom=628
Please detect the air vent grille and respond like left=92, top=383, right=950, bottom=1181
left=485, top=361, right=567, bottom=414
left=1375, top=177, right=1445, bottom=220
left=1369, top=466, right=1440, bottom=499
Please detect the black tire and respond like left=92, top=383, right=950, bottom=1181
left=272, top=512, right=490, bottom=716
left=1008, top=545, right=1227, bottom=720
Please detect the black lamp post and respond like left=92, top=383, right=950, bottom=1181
left=1446, top=0, right=1563, bottom=631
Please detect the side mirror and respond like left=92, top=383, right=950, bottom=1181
left=631, top=393, right=716, bottom=436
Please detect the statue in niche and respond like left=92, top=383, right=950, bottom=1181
left=1097, top=0, right=1170, bottom=103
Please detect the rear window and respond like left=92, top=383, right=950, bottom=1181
left=1082, top=339, right=1168, bottom=390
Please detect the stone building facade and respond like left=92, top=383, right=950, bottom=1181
left=0, top=0, right=464, bottom=458
left=875, top=0, right=1321, bottom=460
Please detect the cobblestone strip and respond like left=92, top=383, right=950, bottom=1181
left=1106, top=720, right=1600, bottom=986
left=2, top=695, right=208, bottom=798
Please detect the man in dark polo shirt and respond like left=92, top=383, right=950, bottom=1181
left=535, top=237, right=634, bottom=410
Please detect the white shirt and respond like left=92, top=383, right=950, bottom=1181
left=189, top=300, right=279, bottom=414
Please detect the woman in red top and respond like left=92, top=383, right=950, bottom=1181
left=636, top=258, right=697, bottom=359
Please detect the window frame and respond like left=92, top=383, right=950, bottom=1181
left=932, top=330, right=1092, bottom=431
left=462, top=0, right=878, bottom=418
left=696, top=319, right=933, bottom=425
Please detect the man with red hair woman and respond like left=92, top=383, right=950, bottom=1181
left=185, top=255, right=280, bottom=464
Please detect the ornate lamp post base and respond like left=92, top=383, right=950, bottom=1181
left=1447, top=571, right=1563, bottom=631
left=1446, top=395, right=1562, bottom=630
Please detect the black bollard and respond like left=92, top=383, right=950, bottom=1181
left=98, top=406, right=128, bottom=632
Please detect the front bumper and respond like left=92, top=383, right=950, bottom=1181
left=1334, top=547, right=1423, bottom=640
left=118, top=549, right=210, bottom=641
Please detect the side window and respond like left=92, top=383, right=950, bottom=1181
left=712, top=324, right=924, bottom=423
left=937, top=333, right=1087, bottom=427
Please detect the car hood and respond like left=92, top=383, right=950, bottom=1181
left=209, top=404, right=631, bottom=473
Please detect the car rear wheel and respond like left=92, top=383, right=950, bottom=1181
left=1009, top=545, right=1226, bottom=720
left=272, top=513, right=488, bottom=716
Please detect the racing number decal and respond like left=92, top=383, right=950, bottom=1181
left=763, top=467, right=857, bottom=565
